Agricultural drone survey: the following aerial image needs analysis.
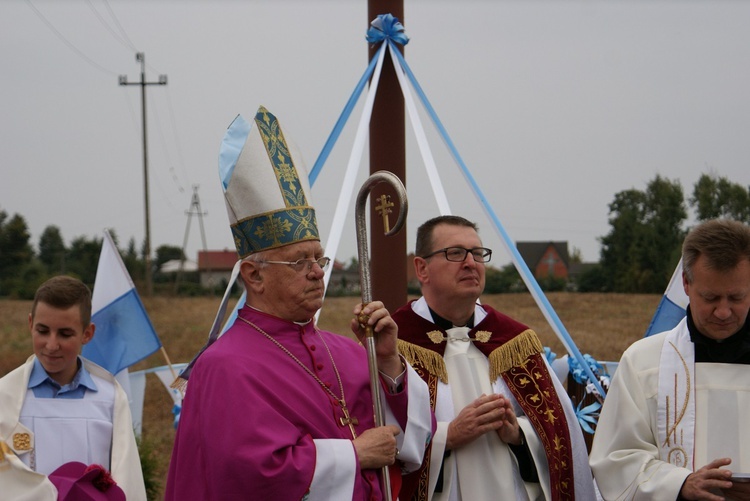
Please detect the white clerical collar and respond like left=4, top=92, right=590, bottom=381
left=246, top=303, right=313, bottom=326
left=412, top=296, right=487, bottom=327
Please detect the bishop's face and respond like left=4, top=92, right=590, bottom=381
left=253, top=241, right=327, bottom=323
left=683, top=255, right=750, bottom=341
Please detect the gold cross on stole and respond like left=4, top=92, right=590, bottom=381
left=339, top=400, right=358, bottom=439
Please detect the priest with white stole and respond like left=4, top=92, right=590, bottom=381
left=591, top=219, right=750, bottom=501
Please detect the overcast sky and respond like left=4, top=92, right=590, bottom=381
left=2, top=0, right=749, bottom=267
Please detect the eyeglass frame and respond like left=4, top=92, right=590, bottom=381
left=257, top=257, right=331, bottom=272
left=420, top=247, right=492, bottom=263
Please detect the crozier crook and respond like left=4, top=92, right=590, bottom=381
left=354, top=170, right=408, bottom=501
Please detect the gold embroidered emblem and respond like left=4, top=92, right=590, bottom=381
left=474, top=330, right=491, bottom=343
left=12, top=433, right=31, bottom=451
left=426, top=330, right=445, bottom=344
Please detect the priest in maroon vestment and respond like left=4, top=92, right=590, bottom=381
left=164, top=106, right=432, bottom=501
left=394, top=215, right=595, bottom=501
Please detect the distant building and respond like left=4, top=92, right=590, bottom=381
left=327, top=260, right=360, bottom=295
left=516, top=241, right=570, bottom=280
left=198, top=250, right=238, bottom=289
left=160, top=259, right=198, bottom=274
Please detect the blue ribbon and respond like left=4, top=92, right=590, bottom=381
left=172, top=403, right=182, bottom=429
left=365, top=13, right=409, bottom=46
left=543, top=346, right=557, bottom=365
left=308, top=43, right=385, bottom=186
left=575, top=400, right=601, bottom=435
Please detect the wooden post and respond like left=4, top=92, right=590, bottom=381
left=367, top=0, right=407, bottom=312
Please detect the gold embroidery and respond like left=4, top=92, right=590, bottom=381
left=668, top=447, right=687, bottom=467
left=426, top=330, right=444, bottom=344
left=12, top=433, right=31, bottom=452
left=662, top=341, right=691, bottom=451
left=474, top=330, right=491, bottom=343
left=503, top=350, right=575, bottom=499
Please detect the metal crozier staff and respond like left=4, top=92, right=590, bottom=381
left=354, top=170, right=408, bottom=501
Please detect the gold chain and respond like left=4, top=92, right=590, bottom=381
left=237, top=316, right=358, bottom=438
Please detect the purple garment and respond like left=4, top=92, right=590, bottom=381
left=165, top=306, right=407, bottom=500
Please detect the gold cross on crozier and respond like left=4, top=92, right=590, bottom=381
left=374, top=194, right=394, bottom=233
left=339, top=400, right=358, bottom=439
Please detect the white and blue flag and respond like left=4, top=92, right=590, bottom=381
left=644, top=258, right=689, bottom=337
left=83, top=230, right=162, bottom=374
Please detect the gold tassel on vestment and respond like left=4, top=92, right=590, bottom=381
left=397, top=340, right=449, bottom=383
left=488, top=329, right=544, bottom=382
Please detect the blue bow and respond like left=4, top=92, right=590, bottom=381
left=366, top=13, right=409, bottom=46
left=575, top=400, right=601, bottom=435
left=543, top=346, right=557, bottom=365
left=568, top=353, right=604, bottom=385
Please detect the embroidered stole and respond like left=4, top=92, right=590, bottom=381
left=657, top=322, right=696, bottom=469
left=395, top=301, right=576, bottom=500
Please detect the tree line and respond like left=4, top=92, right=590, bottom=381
left=1, top=173, right=748, bottom=298
left=577, top=172, right=750, bottom=293
left=482, top=172, right=750, bottom=294
left=0, top=217, right=186, bottom=298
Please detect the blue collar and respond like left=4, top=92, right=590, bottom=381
left=28, top=356, right=98, bottom=398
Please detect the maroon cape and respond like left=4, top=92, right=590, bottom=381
left=393, top=301, right=576, bottom=501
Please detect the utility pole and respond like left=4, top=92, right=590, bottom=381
left=119, top=52, right=167, bottom=296
left=175, top=185, right=209, bottom=294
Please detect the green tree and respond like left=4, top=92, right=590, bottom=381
left=155, top=244, right=185, bottom=270
left=123, top=237, right=144, bottom=282
left=38, top=225, right=67, bottom=274
left=599, top=175, right=686, bottom=292
left=484, top=263, right=524, bottom=293
left=0, top=211, right=35, bottom=293
left=66, top=235, right=103, bottom=285
left=569, top=246, right=583, bottom=264
left=576, top=264, right=609, bottom=292
left=690, top=173, right=750, bottom=223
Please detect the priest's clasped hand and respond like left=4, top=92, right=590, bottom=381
left=446, top=393, right=522, bottom=450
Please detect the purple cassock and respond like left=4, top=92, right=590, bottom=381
left=165, top=306, right=411, bottom=500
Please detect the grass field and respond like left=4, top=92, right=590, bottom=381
left=0, top=292, right=660, bottom=499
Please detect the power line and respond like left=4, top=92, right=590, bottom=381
left=164, top=88, right=193, bottom=192
left=98, top=0, right=138, bottom=51
left=24, top=0, right=119, bottom=76
left=85, top=0, right=137, bottom=52
left=149, top=92, right=186, bottom=195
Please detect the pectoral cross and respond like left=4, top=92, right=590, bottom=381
left=375, top=194, right=394, bottom=233
left=339, top=399, right=358, bottom=439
